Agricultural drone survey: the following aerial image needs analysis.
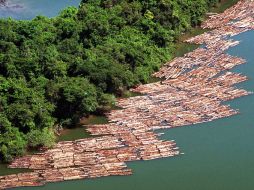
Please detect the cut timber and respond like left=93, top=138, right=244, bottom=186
left=1, top=0, right=254, bottom=189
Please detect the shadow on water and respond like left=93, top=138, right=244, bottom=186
left=0, top=164, right=30, bottom=176
left=57, top=115, right=109, bottom=142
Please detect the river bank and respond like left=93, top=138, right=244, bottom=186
left=57, top=0, right=241, bottom=143
left=1, top=0, right=253, bottom=189
left=0, top=0, right=241, bottom=178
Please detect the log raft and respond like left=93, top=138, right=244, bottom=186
left=1, top=0, right=254, bottom=189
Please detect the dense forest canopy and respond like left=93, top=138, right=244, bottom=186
left=0, top=0, right=221, bottom=162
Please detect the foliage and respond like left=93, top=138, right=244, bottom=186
left=27, top=128, right=56, bottom=148
left=0, top=0, right=220, bottom=161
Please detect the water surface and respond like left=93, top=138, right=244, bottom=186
left=0, top=0, right=80, bottom=20
left=17, top=27, right=254, bottom=190
left=1, top=1, right=254, bottom=189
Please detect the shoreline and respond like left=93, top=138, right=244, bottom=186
left=0, top=0, right=254, bottom=189
left=55, top=0, right=240, bottom=143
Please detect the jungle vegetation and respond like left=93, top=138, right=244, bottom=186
left=0, top=0, right=221, bottom=162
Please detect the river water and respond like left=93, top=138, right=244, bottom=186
left=1, top=1, right=254, bottom=190
left=0, top=0, right=80, bottom=20
left=16, top=29, right=254, bottom=190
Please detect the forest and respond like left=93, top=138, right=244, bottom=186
left=0, top=0, right=221, bottom=162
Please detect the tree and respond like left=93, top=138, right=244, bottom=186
left=0, top=114, right=27, bottom=162
left=27, top=128, right=56, bottom=148
left=0, top=0, right=220, bottom=162
left=46, top=77, right=98, bottom=125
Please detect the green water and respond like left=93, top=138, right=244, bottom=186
left=58, top=115, right=108, bottom=141
left=16, top=27, right=254, bottom=190
left=2, top=0, right=254, bottom=189
left=0, top=164, right=30, bottom=176
left=210, top=0, right=239, bottom=13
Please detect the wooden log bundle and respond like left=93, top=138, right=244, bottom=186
left=1, top=0, right=254, bottom=189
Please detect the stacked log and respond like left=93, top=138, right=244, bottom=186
left=1, top=0, right=254, bottom=189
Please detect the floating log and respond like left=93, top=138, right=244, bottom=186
left=1, top=0, right=254, bottom=189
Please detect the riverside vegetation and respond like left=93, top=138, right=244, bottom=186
left=1, top=0, right=254, bottom=188
left=0, top=0, right=224, bottom=162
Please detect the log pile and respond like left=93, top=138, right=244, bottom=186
left=201, top=0, right=254, bottom=29
left=1, top=0, right=254, bottom=189
left=1, top=128, right=178, bottom=189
